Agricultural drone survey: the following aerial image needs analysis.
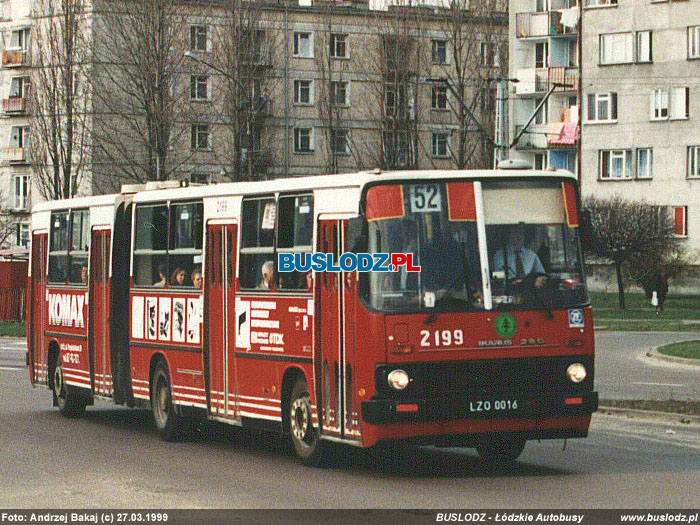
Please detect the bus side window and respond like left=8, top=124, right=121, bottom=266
left=68, top=210, right=89, bottom=285
left=133, top=204, right=168, bottom=287
left=277, top=194, right=313, bottom=291
left=239, top=197, right=275, bottom=290
left=48, top=211, right=69, bottom=283
left=169, top=202, right=203, bottom=287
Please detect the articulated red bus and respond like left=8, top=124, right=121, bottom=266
left=27, top=169, right=597, bottom=465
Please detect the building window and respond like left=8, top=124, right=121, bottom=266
left=599, top=149, right=633, bottom=180
left=294, top=127, right=314, bottom=153
left=190, top=75, right=208, bottom=101
left=190, top=25, right=207, bottom=51
left=431, top=39, right=447, bottom=64
left=636, top=31, right=652, bottom=63
left=330, top=33, right=348, bottom=59
left=191, top=124, right=210, bottom=150
left=534, top=97, right=547, bottom=125
left=431, top=84, right=448, bottom=110
left=382, top=131, right=412, bottom=168
left=480, top=87, right=496, bottom=113
left=9, top=28, right=29, bottom=50
left=688, top=146, right=700, bottom=178
left=670, top=87, right=690, bottom=120
left=587, top=92, right=618, bottom=121
left=16, top=222, right=29, bottom=248
left=636, top=148, right=653, bottom=179
left=9, top=126, right=29, bottom=148
left=431, top=133, right=449, bottom=158
left=535, top=42, right=548, bottom=69
left=689, top=26, right=700, bottom=59
left=534, top=153, right=546, bottom=170
left=650, top=89, right=669, bottom=120
left=330, top=81, right=349, bottom=106
left=293, top=32, right=313, bottom=58
left=671, top=206, right=688, bottom=237
left=293, top=80, right=313, bottom=105
left=330, top=129, right=348, bottom=155
left=584, top=0, right=617, bottom=6
left=13, top=174, right=29, bottom=210
left=9, top=76, right=30, bottom=99
left=480, top=42, right=500, bottom=67
left=600, top=31, right=652, bottom=65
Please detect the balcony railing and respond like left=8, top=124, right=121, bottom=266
left=514, top=124, right=548, bottom=150
left=3, top=147, right=27, bottom=163
left=2, top=97, right=28, bottom=114
left=514, top=120, right=579, bottom=150
left=2, top=50, right=29, bottom=68
left=516, top=67, right=579, bottom=95
left=516, top=10, right=578, bottom=38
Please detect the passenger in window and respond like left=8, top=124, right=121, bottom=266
left=191, top=267, right=202, bottom=289
left=81, top=264, right=88, bottom=284
left=305, top=271, right=313, bottom=291
left=171, top=267, right=187, bottom=287
left=154, top=264, right=167, bottom=287
left=257, top=260, right=274, bottom=290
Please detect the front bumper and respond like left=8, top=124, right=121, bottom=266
left=362, top=390, right=598, bottom=424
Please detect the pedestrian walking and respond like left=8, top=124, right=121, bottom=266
left=651, top=270, right=668, bottom=315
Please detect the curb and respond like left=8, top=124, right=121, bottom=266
left=597, top=406, right=700, bottom=427
left=647, top=346, right=700, bottom=368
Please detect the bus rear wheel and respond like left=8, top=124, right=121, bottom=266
left=53, top=362, right=85, bottom=418
left=151, top=362, right=180, bottom=442
left=475, top=438, right=526, bottom=465
left=288, top=378, right=323, bottom=466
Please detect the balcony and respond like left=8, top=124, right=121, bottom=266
left=515, top=116, right=579, bottom=150
left=3, top=147, right=27, bottom=164
left=2, top=97, right=28, bottom=114
left=516, top=10, right=578, bottom=38
left=516, top=67, right=579, bottom=96
left=514, top=124, right=548, bottom=150
left=2, top=50, right=29, bottom=68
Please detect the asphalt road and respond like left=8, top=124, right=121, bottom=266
left=1, top=334, right=699, bottom=509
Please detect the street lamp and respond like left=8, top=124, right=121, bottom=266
left=184, top=50, right=262, bottom=180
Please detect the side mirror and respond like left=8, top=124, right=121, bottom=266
left=579, top=209, right=593, bottom=252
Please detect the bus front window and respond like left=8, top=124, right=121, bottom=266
left=484, top=181, right=587, bottom=310
left=364, top=183, right=484, bottom=313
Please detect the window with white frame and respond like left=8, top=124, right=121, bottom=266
left=9, top=77, right=30, bottom=99
left=382, top=131, right=412, bottom=168
left=9, top=28, right=29, bottom=50
left=670, top=206, right=688, bottom=237
left=534, top=153, right=546, bottom=170
left=689, top=26, right=700, bottom=59
left=670, top=87, right=689, bottom=119
left=599, top=149, right=633, bottom=179
left=330, top=33, right=348, bottom=59
left=190, top=75, right=208, bottom=101
left=534, top=97, right=547, bottom=125
left=293, top=32, right=313, bottom=58
left=431, top=84, right=448, bottom=110
left=190, top=25, right=207, bottom=51
left=480, top=42, right=500, bottom=67
left=585, top=0, right=617, bottom=6
left=431, top=132, right=449, bottom=158
left=191, top=124, right=210, bottom=150
left=636, top=148, right=653, bottom=179
left=650, top=89, right=669, bottom=120
left=636, top=31, right=652, bottom=63
left=294, top=127, right=314, bottom=153
left=330, top=129, right=348, bottom=155
left=600, top=33, right=634, bottom=64
left=688, top=146, right=700, bottom=178
left=293, top=80, right=313, bottom=105
left=431, top=39, right=447, bottom=64
left=480, top=87, right=495, bottom=113
left=13, top=174, right=29, bottom=210
left=587, top=92, right=617, bottom=121
left=9, top=125, right=29, bottom=148
left=330, top=81, right=348, bottom=106
left=16, top=222, right=29, bottom=248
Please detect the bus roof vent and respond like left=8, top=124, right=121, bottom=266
left=121, top=184, right=145, bottom=194
left=144, top=180, right=187, bottom=191
left=497, top=159, right=533, bottom=170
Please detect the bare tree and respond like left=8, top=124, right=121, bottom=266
left=584, top=196, right=680, bottom=310
left=90, top=0, right=189, bottom=187
left=29, top=0, right=90, bottom=200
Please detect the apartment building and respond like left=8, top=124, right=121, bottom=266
left=580, top=0, right=700, bottom=253
left=0, top=0, right=32, bottom=250
left=509, top=0, right=580, bottom=174
left=0, top=0, right=507, bottom=250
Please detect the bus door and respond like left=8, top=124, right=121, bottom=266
left=89, top=228, right=112, bottom=396
left=341, top=220, right=360, bottom=441
left=205, top=222, right=238, bottom=420
left=29, top=233, right=48, bottom=385
left=317, top=219, right=344, bottom=437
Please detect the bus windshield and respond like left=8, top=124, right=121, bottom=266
left=363, top=180, right=587, bottom=313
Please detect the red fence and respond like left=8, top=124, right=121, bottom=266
left=0, top=260, right=28, bottom=321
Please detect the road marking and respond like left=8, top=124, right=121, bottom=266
left=632, top=382, right=686, bottom=387
left=0, top=366, right=24, bottom=371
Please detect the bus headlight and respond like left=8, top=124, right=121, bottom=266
left=566, top=363, right=587, bottom=383
left=387, top=369, right=410, bottom=390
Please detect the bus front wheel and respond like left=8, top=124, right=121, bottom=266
left=151, top=362, right=180, bottom=442
left=288, top=378, right=323, bottom=466
left=53, top=362, right=86, bottom=418
left=475, top=438, right=526, bottom=464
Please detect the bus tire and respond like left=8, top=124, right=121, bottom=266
left=53, top=362, right=86, bottom=418
left=475, top=438, right=526, bottom=465
left=288, top=378, right=323, bottom=466
left=151, top=362, right=180, bottom=442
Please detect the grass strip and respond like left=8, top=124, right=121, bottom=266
left=0, top=321, right=26, bottom=337
left=599, top=399, right=700, bottom=417
left=657, top=340, right=700, bottom=360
